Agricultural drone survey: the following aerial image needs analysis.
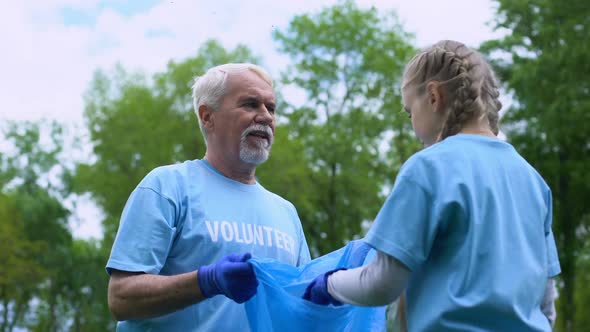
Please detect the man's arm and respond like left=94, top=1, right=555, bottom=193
left=108, top=270, right=204, bottom=321
left=108, top=252, right=258, bottom=321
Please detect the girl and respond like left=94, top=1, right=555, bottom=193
left=303, top=40, right=559, bottom=331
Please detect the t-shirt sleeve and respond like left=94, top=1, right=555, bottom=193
left=290, top=204, right=311, bottom=266
left=106, top=185, right=178, bottom=275
left=297, top=239, right=312, bottom=266
left=544, top=189, right=561, bottom=277
left=365, top=170, right=436, bottom=272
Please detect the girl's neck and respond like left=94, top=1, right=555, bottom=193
left=459, top=117, right=497, bottom=138
left=460, top=127, right=496, bottom=138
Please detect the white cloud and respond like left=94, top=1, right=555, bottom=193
left=390, top=0, right=502, bottom=48
left=1, top=0, right=501, bottom=239
left=2, top=0, right=500, bottom=122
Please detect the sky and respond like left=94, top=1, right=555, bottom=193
left=0, top=0, right=504, bottom=239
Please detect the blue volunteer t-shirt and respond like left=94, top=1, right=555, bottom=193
left=106, top=159, right=311, bottom=332
left=365, top=134, right=560, bottom=332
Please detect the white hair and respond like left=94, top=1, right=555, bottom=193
left=191, top=63, right=273, bottom=142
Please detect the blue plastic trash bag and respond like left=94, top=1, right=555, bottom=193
left=245, top=240, right=386, bottom=332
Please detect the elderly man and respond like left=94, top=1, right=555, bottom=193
left=106, top=63, right=311, bottom=331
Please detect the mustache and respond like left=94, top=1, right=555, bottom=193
left=241, top=124, right=274, bottom=143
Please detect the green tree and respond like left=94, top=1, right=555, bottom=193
left=482, top=1, right=590, bottom=330
left=17, top=186, right=71, bottom=332
left=76, top=40, right=260, bottom=246
left=0, top=121, right=72, bottom=332
left=70, top=40, right=262, bottom=329
left=61, top=240, right=114, bottom=331
left=269, top=0, right=418, bottom=255
left=0, top=193, right=47, bottom=332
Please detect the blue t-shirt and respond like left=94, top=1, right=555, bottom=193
left=106, top=159, right=311, bottom=331
left=365, top=134, right=560, bottom=332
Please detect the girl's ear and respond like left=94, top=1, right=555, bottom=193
left=426, top=81, right=445, bottom=113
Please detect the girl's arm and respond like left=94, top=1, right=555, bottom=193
left=327, top=251, right=411, bottom=306
left=541, top=278, right=557, bottom=327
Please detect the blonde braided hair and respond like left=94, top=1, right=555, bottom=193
left=402, top=40, right=502, bottom=140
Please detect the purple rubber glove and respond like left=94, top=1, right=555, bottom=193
left=198, top=253, right=258, bottom=303
left=302, top=268, right=347, bottom=305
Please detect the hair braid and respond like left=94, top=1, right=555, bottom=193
left=402, top=40, right=503, bottom=141
left=481, top=70, right=502, bottom=135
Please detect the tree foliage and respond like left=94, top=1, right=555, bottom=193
left=482, top=1, right=590, bottom=330
left=268, top=0, right=419, bottom=255
left=76, top=40, right=259, bottom=245
left=4, top=1, right=589, bottom=330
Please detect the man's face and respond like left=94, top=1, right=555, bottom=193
left=208, top=70, right=276, bottom=165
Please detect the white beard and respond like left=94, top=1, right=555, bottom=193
left=239, top=125, right=273, bottom=165
left=239, top=142, right=270, bottom=165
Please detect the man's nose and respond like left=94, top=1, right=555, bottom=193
left=255, top=105, right=274, bottom=125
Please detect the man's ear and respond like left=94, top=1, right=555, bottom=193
left=198, top=105, right=214, bottom=131
left=426, top=81, right=445, bottom=113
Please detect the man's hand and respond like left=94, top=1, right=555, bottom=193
left=302, top=268, right=346, bottom=305
left=198, top=253, right=258, bottom=303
